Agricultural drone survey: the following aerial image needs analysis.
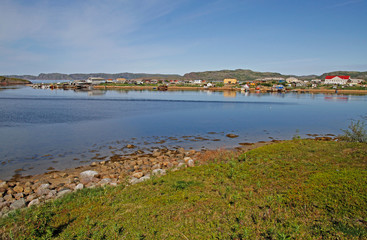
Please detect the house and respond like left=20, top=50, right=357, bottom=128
left=223, top=78, right=237, bottom=84
left=324, top=76, right=350, bottom=85
left=116, top=78, right=127, bottom=83
left=193, top=79, right=203, bottom=84
left=286, top=77, right=300, bottom=83
left=86, top=77, right=106, bottom=85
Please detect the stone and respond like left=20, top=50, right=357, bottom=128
left=28, top=199, right=40, bottom=207
left=152, top=169, right=166, bottom=176
left=74, top=183, right=84, bottom=191
left=57, top=189, right=72, bottom=198
left=10, top=198, right=26, bottom=210
left=226, top=133, right=239, bottom=138
left=13, top=185, right=24, bottom=193
left=177, top=162, right=186, bottom=169
left=26, top=194, right=36, bottom=202
left=187, top=159, right=195, bottom=167
left=99, top=178, right=112, bottom=186
left=91, top=162, right=98, bottom=166
left=23, top=187, right=33, bottom=195
left=0, top=201, right=9, bottom=209
left=132, top=172, right=144, bottom=179
left=151, top=164, right=161, bottom=170
left=37, top=188, right=51, bottom=196
left=126, top=144, right=136, bottom=149
left=45, top=190, right=57, bottom=199
left=3, top=195, right=14, bottom=202
left=14, top=193, right=24, bottom=200
left=184, top=157, right=192, bottom=162
left=0, top=182, right=8, bottom=189
left=80, top=170, right=99, bottom=183
left=129, top=177, right=144, bottom=185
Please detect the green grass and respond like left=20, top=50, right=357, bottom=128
left=1, top=140, right=366, bottom=239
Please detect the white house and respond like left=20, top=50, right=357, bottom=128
left=86, top=77, right=106, bottom=85
left=285, top=77, right=300, bottom=83
left=193, top=79, right=202, bottom=84
left=324, top=76, right=350, bottom=85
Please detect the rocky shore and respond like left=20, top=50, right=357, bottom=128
left=0, top=147, right=204, bottom=217
left=0, top=135, right=338, bottom=218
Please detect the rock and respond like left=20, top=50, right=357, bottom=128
left=126, top=144, right=136, bottom=149
left=45, top=190, right=57, bottom=199
left=59, top=173, right=68, bottom=178
left=91, top=162, right=98, bottom=166
left=57, top=189, right=72, bottom=198
left=226, top=133, right=239, bottom=138
left=37, top=188, right=51, bottom=196
left=184, top=157, right=192, bottom=162
left=187, top=159, right=195, bottom=167
left=14, top=193, right=24, bottom=200
left=28, top=199, right=40, bottom=207
left=152, top=169, right=166, bottom=176
left=0, top=201, right=9, bottom=209
left=10, top=198, right=26, bottom=210
left=80, top=170, right=99, bottom=183
left=151, top=164, right=161, bottom=170
left=132, top=172, right=144, bottom=179
left=140, top=176, right=150, bottom=182
left=23, top=187, right=33, bottom=195
left=3, top=195, right=14, bottom=202
left=13, top=185, right=24, bottom=193
left=74, top=183, right=84, bottom=191
left=26, top=194, right=36, bottom=202
left=0, top=182, right=8, bottom=189
left=99, top=178, right=112, bottom=186
left=177, top=163, right=186, bottom=169
left=129, top=177, right=144, bottom=185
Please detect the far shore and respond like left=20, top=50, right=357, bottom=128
left=93, top=85, right=367, bottom=94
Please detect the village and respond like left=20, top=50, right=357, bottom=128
left=32, top=75, right=367, bottom=94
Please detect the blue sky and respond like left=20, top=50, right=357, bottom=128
left=1, top=0, right=366, bottom=75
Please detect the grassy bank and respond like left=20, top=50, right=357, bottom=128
left=1, top=140, right=366, bottom=239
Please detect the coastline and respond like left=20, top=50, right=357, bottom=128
left=93, top=85, right=367, bottom=94
left=0, top=139, right=277, bottom=215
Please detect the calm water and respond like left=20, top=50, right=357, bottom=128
left=0, top=86, right=366, bottom=180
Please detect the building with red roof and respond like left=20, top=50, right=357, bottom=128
left=324, top=76, right=350, bottom=85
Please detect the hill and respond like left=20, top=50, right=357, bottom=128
left=5, top=72, right=182, bottom=81
left=0, top=76, right=31, bottom=85
left=5, top=69, right=367, bottom=82
left=0, top=140, right=366, bottom=239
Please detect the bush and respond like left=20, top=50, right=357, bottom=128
left=340, top=120, right=367, bottom=143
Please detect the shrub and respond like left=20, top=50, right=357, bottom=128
left=340, top=120, right=367, bottom=143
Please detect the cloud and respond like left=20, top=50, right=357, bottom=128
left=0, top=0, right=189, bottom=74
left=328, top=0, right=363, bottom=8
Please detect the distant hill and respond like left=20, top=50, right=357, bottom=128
left=5, top=69, right=367, bottom=82
left=0, top=76, right=31, bottom=85
left=183, top=69, right=292, bottom=81
left=5, top=73, right=182, bottom=81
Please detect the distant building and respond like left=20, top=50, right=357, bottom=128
left=223, top=78, right=237, bottom=84
left=324, top=76, right=350, bottom=85
left=116, top=78, right=127, bottom=83
left=286, top=77, right=300, bottom=83
left=86, top=77, right=106, bottom=85
left=193, top=79, right=203, bottom=84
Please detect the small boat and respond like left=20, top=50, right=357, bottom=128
left=157, top=85, right=168, bottom=91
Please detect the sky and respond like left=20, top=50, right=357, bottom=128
left=0, top=0, right=366, bottom=76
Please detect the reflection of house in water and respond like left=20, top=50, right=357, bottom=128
left=223, top=91, right=236, bottom=98
left=87, top=90, right=107, bottom=96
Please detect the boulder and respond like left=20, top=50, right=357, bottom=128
left=99, top=178, right=112, bottom=186
left=152, top=169, right=166, bottom=176
left=57, top=189, right=72, bottom=198
left=13, top=185, right=24, bottom=193
left=187, top=159, right=195, bottom=167
left=74, top=183, right=84, bottom=191
left=132, top=172, right=144, bottom=179
left=28, top=199, right=40, bottom=207
left=10, top=198, right=26, bottom=210
left=3, top=195, right=14, bottom=202
left=80, top=170, right=99, bottom=183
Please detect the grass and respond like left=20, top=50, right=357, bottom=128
left=0, top=140, right=366, bottom=239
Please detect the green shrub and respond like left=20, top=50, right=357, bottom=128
left=340, top=120, right=367, bottom=143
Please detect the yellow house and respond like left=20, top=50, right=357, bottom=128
left=223, top=78, right=237, bottom=84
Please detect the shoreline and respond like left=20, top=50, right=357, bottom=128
left=0, top=140, right=278, bottom=216
left=93, top=85, right=367, bottom=94
left=0, top=135, right=337, bottom=216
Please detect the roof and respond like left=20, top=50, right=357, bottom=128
left=325, top=76, right=350, bottom=80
